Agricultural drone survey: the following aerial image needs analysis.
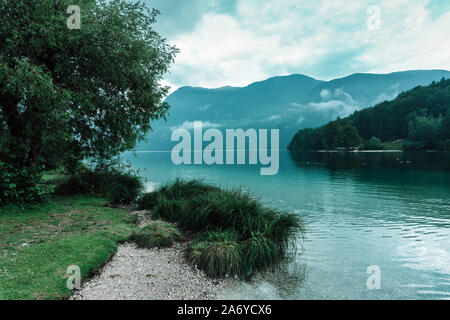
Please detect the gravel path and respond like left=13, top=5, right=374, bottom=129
left=71, top=211, right=228, bottom=300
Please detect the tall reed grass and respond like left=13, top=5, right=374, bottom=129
left=138, top=179, right=304, bottom=278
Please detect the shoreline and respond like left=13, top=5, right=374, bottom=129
left=71, top=211, right=233, bottom=300
left=71, top=242, right=230, bottom=300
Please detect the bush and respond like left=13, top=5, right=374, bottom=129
left=0, top=161, right=48, bottom=205
left=437, top=139, right=450, bottom=151
left=404, top=140, right=425, bottom=151
left=55, top=167, right=143, bottom=204
left=129, top=221, right=182, bottom=248
left=362, top=137, right=385, bottom=150
left=146, top=179, right=304, bottom=279
left=106, top=174, right=143, bottom=205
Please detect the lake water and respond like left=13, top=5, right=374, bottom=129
left=122, top=150, right=450, bottom=300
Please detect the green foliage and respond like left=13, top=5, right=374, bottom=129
left=0, top=0, right=176, bottom=205
left=129, top=221, right=182, bottom=248
left=289, top=78, right=450, bottom=151
left=441, top=111, right=450, bottom=140
left=137, top=178, right=217, bottom=220
left=404, top=141, right=425, bottom=151
left=437, top=140, right=450, bottom=151
left=408, top=114, right=443, bottom=149
left=187, top=230, right=242, bottom=278
left=151, top=194, right=186, bottom=222
left=362, top=137, right=385, bottom=150
left=144, top=179, right=304, bottom=279
left=289, top=120, right=362, bottom=150
left=0, top=161, right=48, bottom=205
left=180, top=189, right=271, bottom=238
left=106, top=174, right=143, bottom=205
left=339, top=123, right=363, bottom=149
left=55, top=165, right=143, bottom=204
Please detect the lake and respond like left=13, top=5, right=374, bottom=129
left=122, top=150, right=450, bottom=300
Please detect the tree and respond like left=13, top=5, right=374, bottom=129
left=322, top=121, right=342, bottom=149
left=441, top=110, right=450, bottom=140
left=340, top=123, right=363, bottom=149
left=408, top=114, right=443, bottom=149
left=0, top=0, right=177, bottom=169
left=363, top=137, right=384, bottom=150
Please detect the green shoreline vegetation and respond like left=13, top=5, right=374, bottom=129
left=288, top=78, right=450, bottom=152
left=0, top=170, right=304, bottom=299
left=0, top=1, right=180, bottom=299
left=0, top=195, right=138, bottom=300
left=138, top=179, right=304, bottom=279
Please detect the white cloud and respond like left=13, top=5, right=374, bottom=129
left=297, top=116, right=305, bottom=125
left=164, top=0, right=450, bottom=89
left=267, top=115, right=282, bottom=121
left=320, top=89, right=331, bottom=99
left=170, top=121, right=222, bottom=131
left=307, top=88, right=359, bottom=116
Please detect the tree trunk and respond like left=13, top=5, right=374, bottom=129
left=27, top=131, right=42, bottom=168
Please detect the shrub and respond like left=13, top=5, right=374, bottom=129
left=129, top=221, right=182, bottom=248
left=187, top=230, right=242, bottom=278
left=0, top=161, right=48, bottom=205
left=54, top=168, right=105, bottom=195
left=107, top=174, right=143, bottom=205
left=437, top=139, right=450, bottom=151
left=363, top=137, right=384, bottom=150
left=404, top=140, right=425, bottom=151
left=55, top=167, right=143, bottom=204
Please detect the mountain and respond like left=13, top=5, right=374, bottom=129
left=137, top=70, right=450, bottom=150
left=288, top=78, right=450, bottom=151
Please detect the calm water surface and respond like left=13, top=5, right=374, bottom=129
left=122, top=150, right=450, bottom=300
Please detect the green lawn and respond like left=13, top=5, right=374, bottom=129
left=382, top=140, right=405, bottom=150
left=0, top=196, right=138, bottom=300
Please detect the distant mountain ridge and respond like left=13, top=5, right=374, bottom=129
left=137, top=70, right=450, bottom=150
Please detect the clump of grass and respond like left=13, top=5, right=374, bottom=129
left=151, top=194, right=185, bottom=222
left=137, top=178, right=218, bottom=221
left=187, top=230, right=242, bottom=278
left=129, top=221, right=182, bottom=248
left=138, top=178, right=217, bottom=209
left=180, top=189, right=269, bottom=237
left=138, top=178, right=304, bottom=279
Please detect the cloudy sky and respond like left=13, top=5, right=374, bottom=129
left=144, top=0, right=450, bottom=91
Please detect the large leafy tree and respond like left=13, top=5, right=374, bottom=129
left=0, top=0, right=177, bottom=169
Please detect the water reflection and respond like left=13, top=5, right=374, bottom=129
left=123, top=150, right=450, bottom=299
left=289, top=150, right=450, bottom=171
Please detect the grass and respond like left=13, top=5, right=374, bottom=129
left=187, top=230, right=241, bottom=278
left=382, top=140, right=405, bottom=150
left=139, top=179, right=304, bottom=279
left=138, top=178, right=218, bottom=222
left=129, top=221, right=182, bottom=248
left=0, top=196, right=137, bottom=300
